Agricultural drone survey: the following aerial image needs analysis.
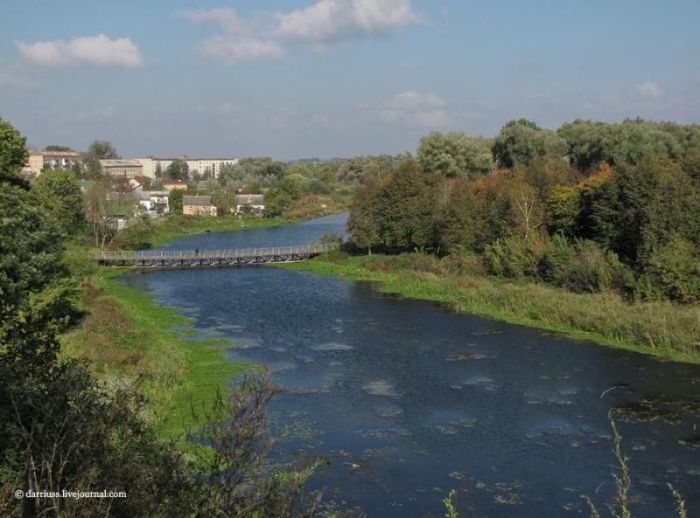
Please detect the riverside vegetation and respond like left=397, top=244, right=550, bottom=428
left=0, top=118, right=325, bottom=516
left=2, top=111, right=699, bottom=517
left=328, top=119, right=700, bottom=363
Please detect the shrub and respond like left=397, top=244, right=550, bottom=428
left=538, top=234, right=573, bottom=283
left=110, top=214, right=154, bottom=250
left=539, top=238, right=632, bottom=294
left=483, top=237, right=543, bottom=278
left=564, top=240, right=616, bottom=292
left=635, top=236, right=700, bottom=303
left=440, top=253, right=486, bottom=276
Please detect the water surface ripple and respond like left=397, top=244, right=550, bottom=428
left=121, top=214, right=700, bottom=517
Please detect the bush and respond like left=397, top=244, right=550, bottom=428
left=440, top=253, right=486, bottom=276
left=564, top=241, right=616, bottom=292
left=635, top=236, right=700, bottom=303
left=538, top=234, right=573, bottom=283
left=540, top=239, right=631, bottom=294
left=483, top=237, right=543, bottom=278
left=110, top=214, right=154, bottom=250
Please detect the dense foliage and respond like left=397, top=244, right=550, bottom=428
left=348, top=119, right=700, bottom=303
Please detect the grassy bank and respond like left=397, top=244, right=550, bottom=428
left=62, top=266, right=250, bottom=443
left=283, top=253, right=700, bottom=364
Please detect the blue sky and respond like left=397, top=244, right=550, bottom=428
left=1, top=0, right=699, bottom=159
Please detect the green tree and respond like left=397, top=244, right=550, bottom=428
left=492, top=119, right=567, bottom=168
left=169, top=189, right=185, bottom=214
left=348, top=176, right=382, bottom=254
left=0, top=117, right=28, bottom=185
left=589, top=158, right=697, bottom=267
left=417, top=131, right=494, bottom=178
left=32, top=170, right=84, bottom=236
left=433, top=177, right=480, bottom=253
left=83, top=140, right=119, bottom=178
left=165, top=159, right=189, bottom=180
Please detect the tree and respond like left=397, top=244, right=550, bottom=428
left=492, top=119, right=567, bottom=168
left=588, top=158, right=697, bottom=267
left=169, top=189, right=185, bottom=214
left=417, top=131, right=494, bottom=178
left=32, top=170, right=84, bottom=236
left=347, top=176, right=382, bottom=254
left=0, top=117, right=28, bottom=185
left=165, top=159, right=189, bottom=180
left=83, top=181, right=116, bottom=248
left=83, top=140, right=119, bottom=178
left=433, top=177, right=480, bottom=253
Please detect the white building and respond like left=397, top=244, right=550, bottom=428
left=135, top=156, right=239, bottom=179
left=234, top=194, right=265, bottom=214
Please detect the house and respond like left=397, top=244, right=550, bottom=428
left=161, top=179, right=189, bottom=192
left=136, top=191, right=170, bottom=216
left=182, top=195, right=217, bottom=217
left=100, top=159, right=143, bottom=179
left=234, top=194, right=265, bottom=214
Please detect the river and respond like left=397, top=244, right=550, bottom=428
left=121, top=213, right=700, bottom=517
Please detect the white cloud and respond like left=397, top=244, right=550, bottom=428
left=635, top=81, right=663, bottom=99
left=177, top=7, right=242, bottom=32
left=275, top=0, right=422, bottom=43
left=179, top=7, right=283, bottom=63
left=381, top=90, right=448, bottom=128
left=198, top=36, right=284, bottom=63
left=17, top=34, right=143, bottom=67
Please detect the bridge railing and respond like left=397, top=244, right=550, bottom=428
left=91, top=242, right=339, bottom=262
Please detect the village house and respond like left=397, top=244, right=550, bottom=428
left=136, top=191, right=170, bottom=216
left=234, top=194, right=265, bottom=215
left=182, top=195, right=217, bottom=217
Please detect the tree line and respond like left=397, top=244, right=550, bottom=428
left=349, top=118, right=700, bottom=303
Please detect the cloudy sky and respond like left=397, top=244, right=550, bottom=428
left=1, top=0, right=699, bottom=159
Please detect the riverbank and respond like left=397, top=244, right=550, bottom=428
left=283, top=252, right=700, bottom=364
left=61, top=267, right=249, bottom=442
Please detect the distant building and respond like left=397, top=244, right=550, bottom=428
left=135, top=156, right=239, bottom=179
left=136, top=191, right=170, bottom=216
left=234, top=194, right=265, bottom=214
left=161, top=179, right=189, bottom=192
left=25, top=150, right=83, bottom=176
left=182, top=195, right=217, bottom=217
left=100, top=159, right=143, bottom=179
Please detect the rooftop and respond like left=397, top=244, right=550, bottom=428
left=183, top=195, right=213, bottom=206
left=100, top=159, right=143, bottom=167
left=235, top=194, right=265, bottom=204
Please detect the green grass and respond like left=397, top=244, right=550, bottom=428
left=282, top=253, right=700, bottom=364
left=62, top=268, right=250, bottom=443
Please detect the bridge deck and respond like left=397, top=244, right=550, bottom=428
left=92, top=243, right=337, bottom=268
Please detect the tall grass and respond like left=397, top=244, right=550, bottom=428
left=284, top=253, right=700, bottom=363
left=61, top=268, right=250, bottom=441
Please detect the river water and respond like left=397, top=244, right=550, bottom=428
left=121, top=213, right=700, bottom=517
